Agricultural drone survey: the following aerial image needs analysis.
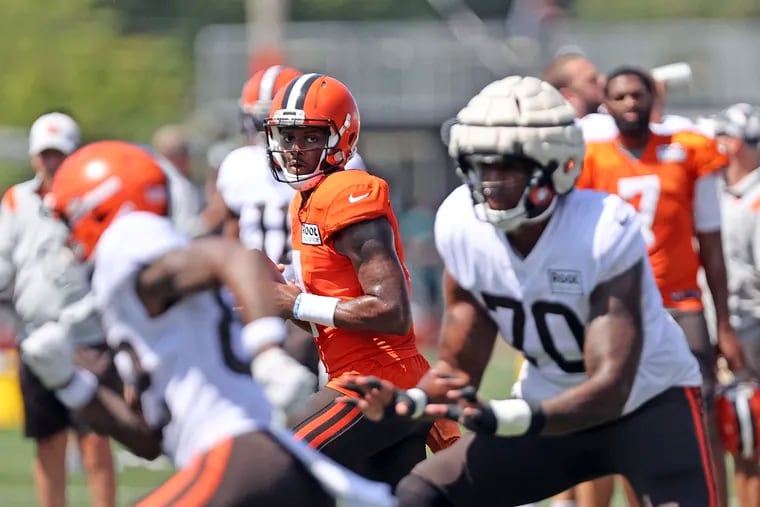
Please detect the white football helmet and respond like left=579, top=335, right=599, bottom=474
left=447, top=76, right=584, bottom=232
left=713, top=103, right=760, bottom=145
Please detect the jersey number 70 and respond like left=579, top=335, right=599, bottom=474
left=482, top=293, right=585, bottom=374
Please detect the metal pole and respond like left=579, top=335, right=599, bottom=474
left=245, top=0, right=289, bottom=57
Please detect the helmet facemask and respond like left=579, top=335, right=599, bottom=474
left=446, top=76, right=585, bottom=232
left=265, top=114, right=347, bottom=191
left=457, top=153, right=559, bottom=232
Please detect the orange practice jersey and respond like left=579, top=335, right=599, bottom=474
left=577, top=130, right=727, bottom=310
left=289, top=170, right=421, bottom=381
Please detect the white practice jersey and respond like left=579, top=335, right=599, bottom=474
left=0, top=177, right=102, bottom=345
left=217, top=145, right=295, bottom=262
left=578, top=112, right=700, bottom=143
left=435, top=186, right=701, bottom=414
left=91, top=212, right=272, bottom=468
left=719, top=169, right=760, bottom=333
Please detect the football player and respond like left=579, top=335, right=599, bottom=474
left=340, top=76, right=717, bottom=506
left=213, top=65, right=367, bottom=382
left=577, top=66, right=749, bottom=506
left=264, top=73, right=460, bottom=486
left=21, top=140, right=396, bottom=507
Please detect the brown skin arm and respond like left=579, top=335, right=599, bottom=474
left=539, top=259, right=644, bottom=435
left=332, top=217, right=412, bottom=335
left=698, top=231, right=731, bottom=329
left=76, top=386, right=163, bottom=460
left=419, top=270, right=499, bottom=401
left=136, top=237, right=280, bottom=324
left=70, top=238, right=283, bottom=458
left=274, top=217, right=412, bottom=335
left=698, top=230, right=747, bottom=372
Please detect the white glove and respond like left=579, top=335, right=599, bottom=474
left=20, top=322, right=75, bottom=389
left=252, top=347, right=317, bottom=421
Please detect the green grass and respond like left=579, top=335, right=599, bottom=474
left=0, top=428, right=173, bottom=507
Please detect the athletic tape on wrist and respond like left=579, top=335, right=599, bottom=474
left=242, top=317, right=288, bottom=357
left=292, top=293, right=339, bottom=327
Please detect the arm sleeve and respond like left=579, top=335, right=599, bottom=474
left=595, top=195, right=648, bottom=283
left=0, top=189, right=18, bottom=298
left=753, top=208, right=760, bottom=271
left=92, top=213, right=189, bottom=309
left=216, top=152, right=243, bottom=215
left=693, top=173, right=722, bottom=233
left=692, top=135, right=728, bottom=178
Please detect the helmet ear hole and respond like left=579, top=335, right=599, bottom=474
left=347, top=132, right=356, bottom=145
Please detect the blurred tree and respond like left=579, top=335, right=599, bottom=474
left=289, top=0, right=513, bottom=21
left=576, top=0, right=760, bottom=18
left=0, top=0, right=189, bottom=141
left=95, top=0, right=244, bottom=43
left=102, top=0, right=514, bottom=30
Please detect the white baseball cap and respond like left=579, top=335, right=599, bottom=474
left=29, top=112, right=81, bottom=156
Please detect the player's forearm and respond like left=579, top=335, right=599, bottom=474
left=699, top=235, right=731, bottom=326
left=435, top=302, right=498, bottom=390
left=332, top=295, right=411, bottom=335
left=76, top=386, right=163, bottom=460
left=539, top=316, right=640, bottom=435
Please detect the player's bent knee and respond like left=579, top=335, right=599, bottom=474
left=396, top=474, right=452, bottom=507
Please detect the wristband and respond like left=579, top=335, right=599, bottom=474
left=242, top=317, right=288, bottom=357
left=293, top=293, right=339, bottom=327
left=395, top=388, right=428, bottom=419
left=385, top=388, right=429, bottom=420
left=55, top=369, right=98, bottom=410
left=489, top=398, right=545, bottom=437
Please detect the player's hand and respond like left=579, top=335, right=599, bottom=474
left=252, top=347, right=317, bottom=421
left=20, top=322, right=75, bottom=389
left=717, top=323, right=749, bottom=374
left=271, top=283, right=303, bottom=320
left=428, top=386, right=537, bottom=437
left=416, top=361, right=471, bottom=402
left=337, top=375, right=428, bottom=422
left=426, top=385, right=497, bottom=434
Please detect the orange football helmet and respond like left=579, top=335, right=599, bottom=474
left=46, top=140, right=168, bottom=260
left=240, top=65, right=302, bottom=135
left=264, top=74, right=360, bottom=191
left=716, top=381, right=760, bottom=460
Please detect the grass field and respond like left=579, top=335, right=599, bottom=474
left=0, top=341, right=729, bottom=506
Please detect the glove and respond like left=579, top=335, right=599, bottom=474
left=252, top=347, right=317, bottom=421
left=460, top=398, right=544, bottom=437
left=20, top=322, right=75, bottom=389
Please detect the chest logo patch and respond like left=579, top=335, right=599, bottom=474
left=655, top=143, right=686, bottom=163
left=301, top=223, right=323, bottom=246
left=548, top=269, right=583, bottom=294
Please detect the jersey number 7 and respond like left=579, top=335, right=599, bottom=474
left=617, top=175, right=660, bottom=247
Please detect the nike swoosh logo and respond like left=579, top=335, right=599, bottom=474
left=348, top=192, right=371, bottom=203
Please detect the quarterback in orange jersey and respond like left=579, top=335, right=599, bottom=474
left=263, top=73, right=459, bottom=487
left=577, top=66, right=749, bottom=506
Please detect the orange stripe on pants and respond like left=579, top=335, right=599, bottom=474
left=684, top=386, right=719, bottom=507
left=135, top=438, right=233, bottom=507
left=308, top=405, right=362, bottom=449
left=293, top=402, right=349, bottom=442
